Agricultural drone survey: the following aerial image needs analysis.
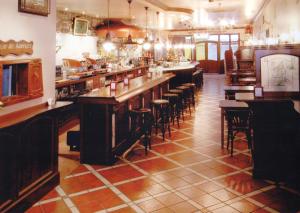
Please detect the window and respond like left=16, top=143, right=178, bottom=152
left=0, top=59, right=43, bottom=106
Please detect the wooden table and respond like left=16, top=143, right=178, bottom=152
left=235, top=92, right=255, bottom=101
left=238, top=77, right=256, bottom=85
left=224, top=86, right=254, bottom=99
left=78, top=73, right=175, bottom=164
left=235, top=93, right=300, bottom=113
left=219, top=100, right=249, bottom=148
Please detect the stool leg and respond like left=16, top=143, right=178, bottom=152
left=155, top=107, right=159, bottom=135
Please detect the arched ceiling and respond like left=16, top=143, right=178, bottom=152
left=56, top=0, right=266, bottom=30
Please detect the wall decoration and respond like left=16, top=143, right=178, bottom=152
left=74, top=18, right=89, bottom=36
left=0, top=40, right=33, bottom=56
left=261, top=54, right=299, bottom=92
left=18, top=0, right=50, bottom=16
left=57, top=10, right=102, bottom=35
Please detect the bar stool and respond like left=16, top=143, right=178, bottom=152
left=176, top=85, right=192, bottom=115
left=169, top=89, right=185, bottom=121
left=151, top=99, right=171, bottom=141
left=182, top=83, right=196, bottom=108
left=129, top=108, right=153, bottom=154
left=162, top=93, right=180, bottom=128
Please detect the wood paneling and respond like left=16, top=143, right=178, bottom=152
left=0, top=102, right=72, bottom=212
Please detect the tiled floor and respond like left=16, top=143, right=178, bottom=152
left=27, top=75, right=300, bottom=213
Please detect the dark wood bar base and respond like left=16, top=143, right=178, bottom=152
left=78, top=74, right=174, bottom=165
left=0, top=102, right=72, bottom=213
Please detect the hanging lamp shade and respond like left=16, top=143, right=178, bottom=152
left=124, top=0, right=137, bottom=45
left=154, top=11, right=164, bottom=50
left=102, top=0, right=115, bottom=52
left=142, top=6, right=152, bottom=50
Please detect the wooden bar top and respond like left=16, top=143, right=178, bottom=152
left=224, top=85, right=254, bottom=92
left=0, top=101, right=73, bottom=129
left=78, top=73, right=175, bottom=104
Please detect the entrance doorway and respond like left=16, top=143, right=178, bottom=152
left=195, top=34, right=240, bottom=74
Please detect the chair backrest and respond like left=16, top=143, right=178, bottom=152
left=226, top=109, right=252, bottom=129
left=224, top=49, right=234, bottom=73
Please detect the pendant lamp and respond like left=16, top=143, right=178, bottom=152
left=142, top=7, right=151, bottom=50
left=103, top=0, right=116, bottom=52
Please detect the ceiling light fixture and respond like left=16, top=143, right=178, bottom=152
left=154, top=11, right=164, bottom=50
left=124, top=0, right=137, bottom=46
left=143, top=7, right=152, bottom=50
left=102, top=0, right=116, bottom=52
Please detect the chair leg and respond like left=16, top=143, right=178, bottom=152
left=231, top=133, right=234, bottom=156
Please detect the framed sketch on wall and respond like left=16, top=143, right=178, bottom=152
left=74, top=18, right=89, bottom=36
left=18, top=0, right=50, bottom=16
left=261, top=54, right=300, bottom=92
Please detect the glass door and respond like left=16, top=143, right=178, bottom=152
left=207, top=41, right=219, bottom=73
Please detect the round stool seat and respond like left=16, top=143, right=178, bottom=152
left=138, top=108, right=152, bottom=113
left=163, top=93, right=178, bottom=97
left=169, top=89, right=183, bottom=94
left=176, top=86, right=190, bottom=90
left=182, top=83, right=196, bottom=88
left=152, top=99, right=169, bottom=105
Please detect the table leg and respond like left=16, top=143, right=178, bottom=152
left=221, top=108, right=224, bottom=149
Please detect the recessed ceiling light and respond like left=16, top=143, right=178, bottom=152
left=64, top=7, right=69, bottom=11
left=82, top=11, right=86, bottom=15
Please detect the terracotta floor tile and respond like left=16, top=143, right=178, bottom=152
left=25, top=205, right=44, bottom=213
left=181, top=173, right=206, bottom=184
left=193, top=194, right=221, bottom=208
left=71, top=188, right=123, bottom=210
left=167, top=168, right=195, bottom=177
left=109, top=206, right=136, bottom=213
left=230, top=199, right=260, bottom=213
left=60, top=173, right=104, bottom=194
left=117, top=178, right=154, bottom=200
left=135, top=158, right=178, bottom=174
left=99, top=165, right=144, bottom=183
left=197, top=182, right=224, bottom=193
left=126, top=148, right=158, bottom=162
left=41, top=200, right=71, bottom=213
left=169, top=201, right=198, bottom=212
left=152, top=143, right=186, bottom=154
left=138, top=198, right=165, bottom=212
left=162, top=177, right=190, bottom=189
left=164, top=131, right=191, bottom=141
left=168, top=151, right=208, bottom=165
left=151, top=207, right=174, bottom=213
left=178, top=187, right=206, bottom=199
left=212, top=205, right=239, bottom=213
left=70, top=165, right=89, bottom=175
left=221, top=153, right=252, bottom=169
left=41, top=189, right=60, bottom=201
left=156, top=193, right=185, bottom=206
left=217, top=173, right=269, bottom=194
left=210, top=189, right=237, bottom=202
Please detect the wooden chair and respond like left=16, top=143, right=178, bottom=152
left=226, top=109, right=253, bottom=156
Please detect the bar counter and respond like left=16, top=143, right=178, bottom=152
left=160, top=62, right=199, bottom=87
left=78, top=73, right=175, bottom=165
left=79, top=73, right=175, bottom=103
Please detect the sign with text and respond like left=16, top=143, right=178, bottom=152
left=0, top=40, right=33, bottom=56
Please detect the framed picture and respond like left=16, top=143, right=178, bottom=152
left=18, top=0, right=50, bottom=16
left=74, top=18, right=89, bottom=36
